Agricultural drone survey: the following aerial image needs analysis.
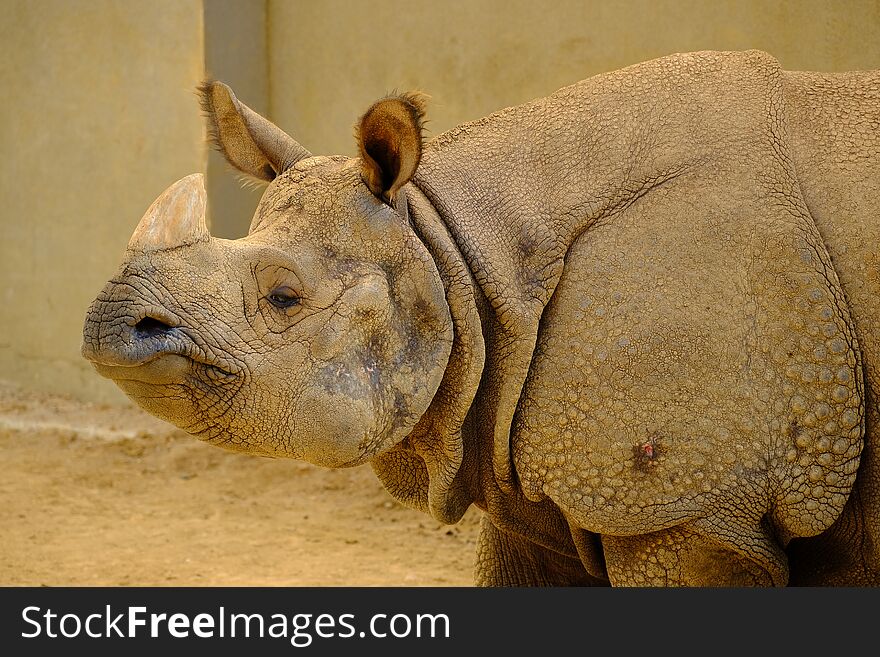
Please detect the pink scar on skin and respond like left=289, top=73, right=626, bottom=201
left=632, top=432, right=662, bottom=472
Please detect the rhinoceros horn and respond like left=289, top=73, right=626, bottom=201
left=127, top=173, right=209, bottom=252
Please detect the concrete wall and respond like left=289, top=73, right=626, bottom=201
left=0, top=0, right=205, bottom=403
left=1, top=0, right=878, bottom=403
left=268, top=0, right=880, bottom=157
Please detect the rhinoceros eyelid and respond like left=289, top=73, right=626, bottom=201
left=267, top=286, right=301, bottom=310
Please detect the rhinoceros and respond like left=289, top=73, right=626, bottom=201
left=82, top=50, right=880, bottom=586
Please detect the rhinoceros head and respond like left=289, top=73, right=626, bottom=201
left=82, top=82, right=453, bottom=468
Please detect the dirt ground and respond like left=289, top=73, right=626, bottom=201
left=0, top=380, right=481, bottom=586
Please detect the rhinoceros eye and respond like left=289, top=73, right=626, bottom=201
left=267, top=287, right=300, bottom=309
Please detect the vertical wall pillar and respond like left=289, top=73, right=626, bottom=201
left=203, top=0, right=269, bottom=238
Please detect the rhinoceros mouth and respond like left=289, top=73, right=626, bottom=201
left=89, top=350, right=240, bottom=386
left=91, top=354, right=195, bottom=385
left=82, top=319, right=242, bottom=385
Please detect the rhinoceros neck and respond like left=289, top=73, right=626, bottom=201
left=371, top=185, right=486, bottom=524
left=374, top=185, right=593, bottom=556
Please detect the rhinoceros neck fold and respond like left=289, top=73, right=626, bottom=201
left=394, top=184, right=594, bottom=558
left=407, top=170, right=599, bottom=553
left=371, top=184, right=486, bottom=524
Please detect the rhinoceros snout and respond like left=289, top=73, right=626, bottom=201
left=81, top=294, right=183, bottom=368
left=81, top=286, right=244, bottom=392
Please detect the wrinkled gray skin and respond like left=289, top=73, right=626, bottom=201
left=83, top=50, right=880, bottom=586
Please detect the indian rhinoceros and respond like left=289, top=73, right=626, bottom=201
left=81, top=50, right=880, bottom=586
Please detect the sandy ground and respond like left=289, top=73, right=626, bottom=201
left=0, top=380, right=481, bottom=586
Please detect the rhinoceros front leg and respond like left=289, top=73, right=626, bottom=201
left=602, top=524, right=782, bottom=586
left=474, top=515, right=605, bottom=586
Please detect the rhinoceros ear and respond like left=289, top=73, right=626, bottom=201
left=198, top=80, right=311, bottom=183
left=356, top=92, right=427, bottom=203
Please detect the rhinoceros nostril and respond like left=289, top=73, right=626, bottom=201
left=134, top=316, right=174, bottom=338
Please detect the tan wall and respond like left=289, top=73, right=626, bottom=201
left=2, top=0, right=878, bottom=403
left=268, top=0, right=880, bottom=157
left=0, top=0, right=205, bottom=403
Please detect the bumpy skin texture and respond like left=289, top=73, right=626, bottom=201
left=780, top=71, right=880, bottom=585
left=83, top=50, right=879, bottom=586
